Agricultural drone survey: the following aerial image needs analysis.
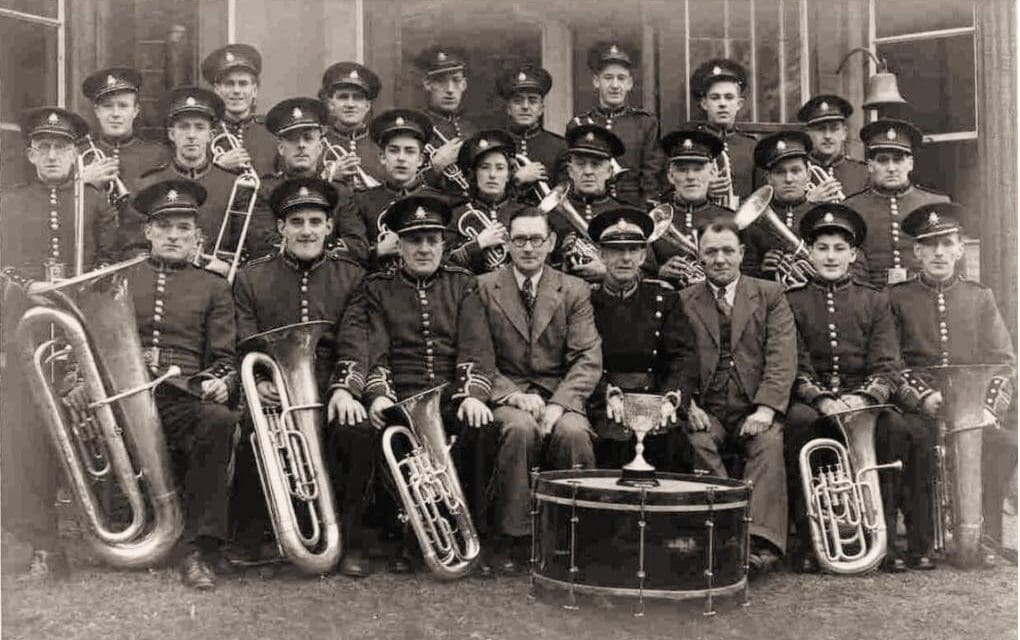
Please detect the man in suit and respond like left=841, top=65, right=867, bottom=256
left=680, top=218, right=797, bottom=575
left=476, top=208, right=603, bottom=473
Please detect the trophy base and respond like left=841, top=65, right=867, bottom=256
left=617, top=466, right=659, bottom=488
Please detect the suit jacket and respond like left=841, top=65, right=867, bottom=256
left=678, top=275, right=797, bottom=414
left=476, top=265, right=602, bottom=414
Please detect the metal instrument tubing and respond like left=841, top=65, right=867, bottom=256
left=88, top=365, right=181, bottom=409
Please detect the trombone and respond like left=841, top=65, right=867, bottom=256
left=322, top=139, right=381, bottom=189
left=425, top=128, right=470, bottom=192
left=78, top=134, right=131, bottom=208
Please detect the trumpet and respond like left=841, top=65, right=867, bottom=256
left=808, top=163, right=846, bottom=201
left=647, top=203, right=705, bottom=285
left=425, top=127, right=470, bottom=192
left=381, top=384, right=481, bottom=579
left=734, top=185, right=817, bottom=289
left=239, top=321, right=343, bottom=574
left=799, top=404, right=902, bottom=574
left=456, top=203, right=509, bottom=270
left=537, top=182, right=599, bottom=270
left=711, top=149, right=739, bottom=210
left=322, top=139, right=381, bottom=189
left=78, top=134, right=131, bottom=208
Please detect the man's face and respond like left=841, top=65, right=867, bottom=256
left=567, top=153, right=612, bottom=195
left=277, top=128, right=323, bottom=174
left=27, top=134, right=76, bottom=183
left=667, top=160, right=712, bottom=202
left=806, top=121, right=847, bottom=160
left=600, top=244, right=645, bottom=288
left=914, top=233, right=964, bottom=281
left=145, top=213, right=199, bottom=263
left=213, top=70, right=258, bottom=119
left=808, top=231, right=857, bottom=281
left=768, top=157, right=810, bottom=203
left=592, top=64, right=633, bottom=108
left=507, top=215, right=554, bottom=276
left=167, top=116, right=213, bottom=163
left=868, top=150, right=913, bottom=190
left=93, top=91, right=140, bottom=139
left=398, top=229, right=444, bottom=277
left=327, top=87, right=371, bottom=127
left=379, top=134, right=424, bottom=185
left=507, top=91, right=544, bottom=128
left=423, top=71, right=467, bottom=114
left=699, top=80, right=744, bottom=128
left=278, top=207, right=333, bottom=262
left=474, top=150, right=510, bottom=199
left=699, top=227, right=744, bottom=286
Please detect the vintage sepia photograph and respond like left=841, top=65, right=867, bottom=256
left=0, top=0, right=1016, bottom=638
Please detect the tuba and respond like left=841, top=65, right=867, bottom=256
left=647, top=203, right=705, bottom=286
left=322, top=138, right=381, bottom=189
left=381, top=384, right=481, bottom=579
left=799, top=404, right=903, bottom=574
left=238, top=321, right=343, bottom=575
left=734, top=185, right=817, bottom=289
left=456, top=203, right=509, bottom=270
left=538, top=182, right=599, bottom=270
left=14, top=256, right=185, bottom=568
left=78, top=134, right=131, bottom=208
left=425, top=127, right=470, bottom=193
left=924, top=364, right=1012, bottom=567
left=808, top=163, right=846, bottom=202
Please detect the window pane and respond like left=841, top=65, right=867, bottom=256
left=783, top=0, right=803, bottom=121
left=755, top=40, right=780, bottom=122
left=690, top=0, right=725, bottom=38
left=1, top=129, right=30, bottom=189
left=877, top=35, right=975, bottom=133
left=876, top=0, right=973, bottom=37
left=728, top=0, right=752, bottom=39
left=0, top=17, right=58, bottom=123
left=0, top=0, right=58, bottom=19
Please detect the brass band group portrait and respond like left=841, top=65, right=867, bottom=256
left=0, top=28, right=1015, bottom=618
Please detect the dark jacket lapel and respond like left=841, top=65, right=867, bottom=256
left=491, top=266, right=530, bottom=340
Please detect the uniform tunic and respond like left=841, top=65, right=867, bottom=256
left=649, top=195, right=731, bottom=287
left=572, top=105, right=664, bottom=206
left=353, top=181, right=444, bottom=272
left=807, top=153, right=869, bottom=197
left=695, top=122, right=759, bottom=199
left=505, top=123, right=567, bottom=203
left=220, top=114, right=277, bottom=178
left=93, top=134, right=169, bottom=191
left=547, top=190, right=631, bottom=273
left=448, top=195, right=532, bottom=274
left=324, top=122, right=386, bottom=192
left=844, top=185, right=950, bottom=287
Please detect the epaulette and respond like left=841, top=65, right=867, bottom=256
left=441, top=263, right=475, bottom=277
left=366, top=269, right=395, bottom=281
left=852, top=278, right=884, bottom=291
left=628, top=106, right=654, bottom=117
left=244, top=253, right=276, bottom=268
left=843, top=187, right=869, bottom=201
left=887, top=275, right=918, bottom=288
left=915, top=183, right=948, bottom=197
left=251, top=114, right=265, bottom=124
left=140, top=163, right=169, bottom=179
left=644, top=278, right=675, bottom=291
left=329, top=252, right=363, bottom=271
left=784, top=280, right=808, bottom=291
left=958, top=276, right=989, bottom=289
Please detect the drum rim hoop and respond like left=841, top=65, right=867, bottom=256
left=534, top=469, right=750, bottom=505
left=531, top=573, right=748, bottom=601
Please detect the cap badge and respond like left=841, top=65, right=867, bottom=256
left=823, top=212, right=835, bottom=223
left=299, top=186, right=310, bottom=197
left=711, top=65, right=722, bottom=76
left=414, top=206, right=427, bottom=220
left=886, top=128, right=897, bottom=141
left=166, top=189, right=179, bottom=203
left=437, top=51, right=447, bottom=62
left=928, top=211, right=940, bottom=225
left=609, top=44, right=619, bottom=54
left=517, top=72, right=527, bottom=82
left=292, top=107, right=303, bottom=119
left=47, top=112, right=59, bottom=124
left=185, top=96, right=196, bottom=107
left=776, top=140, right=787, bottom=152
left=225, top=51, right=235, bottom=63
left=683, top=138, right=693, bottom=150
left=820, top=101, right=829, bottom=111
left=584, top=132, right=595, bottom=143
left=106, top=74, right=117, bottom=87
left=349, top=70, right=360, bottom=80
left=395, top=116, right=405, bottom=126
left=478, top=139, right=489, bottom=149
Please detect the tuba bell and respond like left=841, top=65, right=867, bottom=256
left=14, top=256, right=185, bottom=568
left=238, top=320, right=343, bottom=575
left=734, top=185, right=817, bottom=289
left=456, top=203, right=509, bottom=270
left=537, top=182, right=599, bottom=270
left=381, top=384, right=482, bottom=579
left=799, top=404, right=902, bottom=574
left=647, top=203, right=705, bottom=286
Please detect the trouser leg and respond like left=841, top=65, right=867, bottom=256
left=328, top=420, right=377, bottom=549
left=743, top=426, right=789, bottom=555
left=489, top=406, right=541, bottom=537
left=545, top=411, right=596, bottom=470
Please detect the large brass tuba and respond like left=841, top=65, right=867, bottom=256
left=456, top=203, right=509, bottom=270
left=647, top=203, right=705, bottom=286
left=734, top=185, right=817, bottom=289
left=238, top=321, right=343, bottom=575
left=799, top=404, right=903, bottom=574
left=381, top=384, right=481, bottom=579
left=14, top=256, right=185, bottom=568
left=925, top=364, right=1012, bottom=566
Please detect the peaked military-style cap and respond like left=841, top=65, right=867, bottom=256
left=753, top=130, right=813, bottom=170
left=201, top=43, right=262, bottom=84
left=269, top=177, right=339, bottom=219
left=902, top=202, right=965, bottom=240
left=799, top=203, right=867, bottom=246
left=321, top=61, right=381, bottom=100
left=860, top=118, right=924, bottom=154
left=82, top=67, right=143, bottom=102
left=161, top=86, right=225, bottom=123
left=368, top=108, right=433, bottom=145
left=457, top=129, right=516, bottom=172
left=265, top=97, right=325, bottom=136
left=797, top=95, right=853, bottom=126
left=496, top=64, right=553, bottom=99
left=19, top=107, right=89, bottom=142
left=133, top=179, right=207, bottom=219
left=383, top=194, right=452, bottom=235
left=660, top=129, right=724, bottom=162
left=565, top=123, right=625, bottom=159
left=589, top=206, right=654, bottom=246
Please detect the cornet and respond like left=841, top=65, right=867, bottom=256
left=646, top=203, right=705, bottom=285
left=78, top=134, right=130, bottom=207
left=808, top=163, right=846, bottom=201
left=711, top=149, right=739, bottom=210
left=322, top=139, right=381, bottom=189
left=425, top=127, right=470, bottom=192
left=456, top=204, right=509, bottom=270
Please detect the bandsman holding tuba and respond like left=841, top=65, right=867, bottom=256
left=797, top=95, right=868, bottom=199
left=320, top=61, right=386, bottom=191
left=232, top=177, right=373, bottom=577
left=783, top=204, right=932, bottom=573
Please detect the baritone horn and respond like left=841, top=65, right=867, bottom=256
left=457, top=204, right=509, bottom=270
left=734, top=185, right=817, bottom=288
left=799, top=404, right=902, bottom=574
left=322, top=139, right=381, bottom=189
left=537, top=182, right=599, bottom=270
left=647, top=203, right=705, bottom=285
left=239, top=321, right=343, bottom=575
left=808, top=163, right=845, bottom=201
left=78, top=134, right=131, bottom=207
left=14, top=256, right=185, bottom=569
left=381, top=384, right=482, bottom=579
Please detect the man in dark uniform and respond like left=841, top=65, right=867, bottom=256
left=201, top=43, right=277, bottom=177
left=79, top=66, right=168, bottom=200
left=587, top=207, right=698, bottom=471
left=448, top=129, right=532, bottom=274
left=320, top=61, right=385, bottom=191
left=233, top=177, right=374, bottom=577
left=652, top=128, right=733, bottom=287
left=126, top=86, right=276, bottom=268
left=261, top=96, right=368, bottom=263
left=784, top=204, right=931, bottom=572
left=362, top=194, right=496, bottom=573
left=844, top=118, right=950, bottom=288
left=0, top=107, right=118, bottom=578
left=891, top=203, right=1016, bottom=564
left=124, top=179, right=239, bottom=590
left=691, top=58, right=758, bottom=202
left=797, top=95, right=869, bottom=198
left=570, top=42, right=663, bottom=206
left=496, top=64, right=566, bottom=205
left=415, top=46, right=477, bottom=194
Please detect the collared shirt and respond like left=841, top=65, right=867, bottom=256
left=513, top=265, right=543, bottom=293
left=709, top=275, right=739, bottom=307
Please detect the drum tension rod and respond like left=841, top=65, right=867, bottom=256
left=703, top=486, right=716, bottom=617
left=564, top=479, right=580, bottom=611
left=634, top=487, right=648, bottom=618
left=528, top=467, right=540, bottom=602
left=742, top=480, right=754, bottom=608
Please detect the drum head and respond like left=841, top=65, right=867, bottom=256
left=535, top=470, right=749, bottom=511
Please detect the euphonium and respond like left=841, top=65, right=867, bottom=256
left=322, top=138, right=381, bottom=189
left=537, top=182, right=599, bottom=270
left=457, top=203, right=509, bottom=270
left=734, top=185, right=817, bottom=289
left=711, top=149, right=739, bottom=210
left=14, top=256, right=185, bottom=568
left=381, top=384, right=481, bottom=579
left=808, top=163, right=846, bottom=201
left=203, top=122, right=261, bottom=283
left=78, top=134, right=131, bottom=207
left=238, top=321, right=343, bottom=575
left=647, top=203, right=705, bottom=285
left=799, top=404, right=903, bottom=574
left=425, top=127, right=470, bottom=192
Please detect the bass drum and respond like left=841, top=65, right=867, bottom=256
left=530, top=470, right=751, bottom=614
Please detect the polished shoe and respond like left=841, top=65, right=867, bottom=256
left=980, top=552, right=998, bottom=569
left=180, top=550, right=216, bottom=591
left=749, top=547, right=781, bottom=578
left=26, top=548, right=69, bottom=580
left=387, top=549, right=414, bottom=574
left=497, top=556, right=524, bottom=576
left=339, top=550, right=372, bottom=578
left=881, top=557, right=907, bottom=573
left=909, top=555, right=936, bottom=571
left=476, top=556, right=495, bottom=579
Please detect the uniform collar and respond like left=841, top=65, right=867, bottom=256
left=601, top=277, right=640, bottom=299
left=702, top=122, right=740, bottom=140
left=399, top=267, right=438, bottom=289
left=592, top=103, right=629, bottom=118
left=474, top=193, right=511, bottom=209
left=99, top=133, right=138, bottom=149
left=34, top=176, right=75, bottom=191
left=223, top=113, right=256, bottom=129
left=870, top=183, right=915, bottom=198
left=669, top=194, right=711, bottom=212
left=147, top=255, right=190, bottom=272
left=426, top=107, right=463, bottom=123
left=171, top=158, right=213, bottom=180
left=331, top=122, right=369, bottom=141
left=809, top=151, right=846, bottom=169
left=810, top=273, right=853, bottom=292
left=569, top=189, right=611, bottom=205
left=384, top=178, right=421, bottom=195
left=282, top=249, right=325, bottom=272
left=919, top=272, right=960, bottom=292
left=773, top=195, right=807, bottom=209
left=507, top=121, right=542, bottom=138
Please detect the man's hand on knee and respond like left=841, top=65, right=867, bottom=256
left=687, top=400, right=712, bottom=433
left=328, top=388, right=367, bottom=427
left=369, top=396, right=396, bottom=430
left=457, top=397, right=492, bottom=428
left=506, top=392, right=545, bottom=421
left=739, top=405, right=775, bottom=438
left=540, top=403, right=566, bottom=437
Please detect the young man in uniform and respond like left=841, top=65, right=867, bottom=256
left=797, top=95, right=868, bottom=198
left=320, top=61, right=385, bottom=191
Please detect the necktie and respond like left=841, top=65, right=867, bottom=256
left=521, top=277, right=536, bottom=318
left=715, top=285, right=732, bottom=319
